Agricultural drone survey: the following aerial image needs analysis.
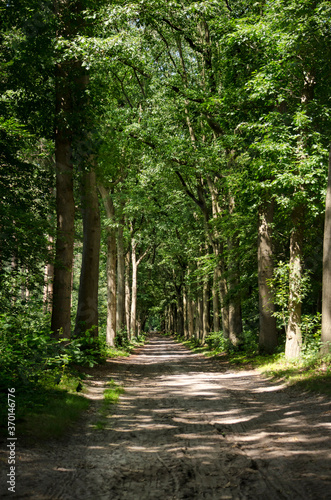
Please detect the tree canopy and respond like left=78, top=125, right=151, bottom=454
left=1, top=0, right=331, bottom=393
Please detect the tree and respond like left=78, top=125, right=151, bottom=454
left=321, top=147, right=331, bottom=353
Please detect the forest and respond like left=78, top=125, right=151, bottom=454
left=1, top=0, right=331, bottom=442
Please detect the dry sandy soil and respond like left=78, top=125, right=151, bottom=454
left=1, top=334, right=331, bottom=499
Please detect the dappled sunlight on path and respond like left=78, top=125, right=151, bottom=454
left=2, top=335, right=331, bottom=499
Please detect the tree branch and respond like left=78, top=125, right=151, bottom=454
left=161, top=18, right=204, bottom=54
left=175, top=170, right=203, bottom=209
left=117, top=58, right=151, bottom=78
left=137, top=245, right=152, bottom=266
left=224, top=0, right=232, bottom=12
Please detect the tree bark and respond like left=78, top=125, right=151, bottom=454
left=183, top=288, right=188, bottom=338
left=43, top=235, right=54, bottom=314
left=285, top=205, right=304, bottom=359
left=130, top=239, right=149, bottom=338
left=212, top=265, right=220, bottom=332
left=176, top=290, right=184, bottom=336
left=206, top=177, right=229, bottom=336
left=196, top=297, right=203, bottom=341
left=321, top=147, right=331, bottom=354
left=130, top=239, right=138, bottom=338
left=51, top=116, right=74, bottom=339
left=125, top=250, right=131, bottom=339
left=187, top=297, right=194, bottom=339
left=51, top=1, right=85, bottom=339
left=74, top=168, right=100, bottom=338
left=227, top=196, right=243, bottom=346
left=202, top=272, right=210, bottom=343
left=116, top=220, right=126, bottom=333
left=99, top=185, right=116, bottom=347
left=258, top=199, right=277, bottom=353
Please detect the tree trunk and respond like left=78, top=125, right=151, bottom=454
left=43, top=235, right=54, bottom=314
left=227, top=196, right=243, bottom=346
left=125, top=250, right=131, bottom=339
left=176, top=290, right=184, bottom=336
left=51, top=123, right=74, bottom=339
left=196, top=297, right=203, bottom=341
left=187, top=298, right=194, bottom=339
left=51, top=0, right=87, bottom=339
left=212, top=265, right=220, bottom=332
left=202, top=274, right=210, bottom=343
left=130, top=240, right=138, bottom=338
left=116, top=220, right=126, bottom=333
left=216, top=248, right=230, bottom=338
left=285, top=205, right=304, bottom=359
left=321, top=147, right=331, bottom=354
left=74, top=168, right=100, bottom=337
left=130, top=239, right=149, bottom=338
left=183, top=288, right=188, bottom=338
left=258, top=200, right=277, bottom=353
left=99, top=185, right=116, bottom=347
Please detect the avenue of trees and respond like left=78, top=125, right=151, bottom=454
left=1, top=0, right=331, bottom=379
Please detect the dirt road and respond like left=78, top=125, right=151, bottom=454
left=2, top=335, right=331, bottom=499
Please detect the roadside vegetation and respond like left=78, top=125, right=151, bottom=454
left=172, top=331, right=331, bottom=397
left=0, top=309, right=146, bottom=442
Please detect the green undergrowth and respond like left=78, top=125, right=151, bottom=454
left=0, top=371, right=90, bottom=444
left=171, top=332, right=331, bottom=396
left=0, top=312, right=147, bottom=441
left=94, top=379, right=124, bottom=430
left=106, top=332, right=147, bottom=358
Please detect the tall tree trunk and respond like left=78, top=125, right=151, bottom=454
left=206, top=177, right=229, bottom=336
left=196, top=297, right=203, bottom=341
left=202, top=273, right=210, bottom=343
left=51, top=118, right=74, bottom=339
left=43, top=235, right=54, bottom=314
left=212, top=265, right=220, bottom=332
left=74, top=168, right=100, bottom=337
left=187, top=298, right=194, bottom=339
left=183, top=288, right=188, bottom=338
left=285, top=205, right=304, bottom=359
left=130, top=239, right=149, bottom=338
left=52, top=0, right=90, bottom=339
left=227, top=196, right=243, bottom=346
left=99, top=185, right=116, bottom=347
left=321, top=147, right=331, bottom=354
left=258, top=199, right=277, bottom=353
left=216, top=247, right=230, bottom=338
left=116, top=220, right=126, bottom=333
left=125, top=250, right=131, bottom=339
left=176, top=289, right=184, bottom=336
left=130, top=240, right=138, bottom=338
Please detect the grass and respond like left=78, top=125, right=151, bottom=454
left=258, top=354, right=331, bottom=396
left=93, top=379, right=125, bottom=429
left=106, top=334, right=147, bottom=358
left=20, top=390, right=90, bottom=442
left=0, top=370, right=90, bottom=444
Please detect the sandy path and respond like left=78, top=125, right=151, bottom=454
left=1, top=334, right=331, bottom=499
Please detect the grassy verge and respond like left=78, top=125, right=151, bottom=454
left=172, top=333, right=331, bottom=396
left=0, top=333, right=147, bottom=441
left=258, top=355, right=331, bottom=396
left=0, top=371, right=90, bottom=444
left=94, top=379, right=124, bottom=430
left=106, top=333, right=147, bottom=358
